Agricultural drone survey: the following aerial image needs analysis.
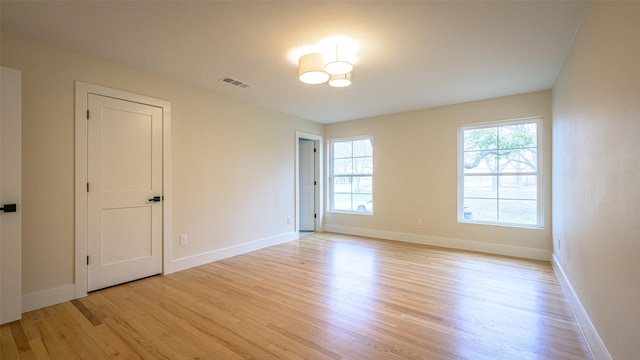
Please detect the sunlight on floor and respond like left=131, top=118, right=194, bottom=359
left=327, top=242, right=378, bottom=323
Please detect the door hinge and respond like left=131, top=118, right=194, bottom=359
left=87, top=256, right=89, bottom=265
left=314, top=213, right=317, bottom=218
left=86, top=110, right=90, bottom=120
left=314, top=148, right=317, bottom=153
left=314, top=181, right=317, bottom=186
left=86, top=183, right=90, bottom=192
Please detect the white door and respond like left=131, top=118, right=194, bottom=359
left=87, top=94, right=163, bottom=291
left=1, top=67, right=22, bottom=324
left=299, top=139, right=316, bottom=231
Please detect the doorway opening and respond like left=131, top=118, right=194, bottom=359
left=295, top=131, right=322, bottom=235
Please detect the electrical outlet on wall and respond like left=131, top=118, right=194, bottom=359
left=417, top=218, right=423, bottom=226
left=180, top=234, right=188, bottom=245
left=287, top=217, right=291, bottom=224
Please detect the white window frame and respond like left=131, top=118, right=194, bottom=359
left=328, top=136, right=374, bottom=215
left=458, top=117, right=543, bottom=228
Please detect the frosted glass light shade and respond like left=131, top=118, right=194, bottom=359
left=329, top=72, right=352, bottom=87
left=323, top=44, right=353, bottom=75
left=298, top=53, right=329, bottom=84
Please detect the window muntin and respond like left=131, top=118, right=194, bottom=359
left=329, top=137, right=373, bottom=214
left=459, top=119, right=542, bottom=227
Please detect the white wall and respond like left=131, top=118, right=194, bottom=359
left=552, top=2, right=640, bottom=359
left=324, top=90, right=553, bottom=260
left=0, top=31, right=322, bottom=302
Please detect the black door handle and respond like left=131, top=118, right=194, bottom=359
left=148, top=196, right=162, bottom=202
left=0, top=204, right=17, bottom=213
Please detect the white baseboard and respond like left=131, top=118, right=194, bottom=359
left=552, top=255, right=611, bottom=360
left=171, top=231, right=299, bottom=273
left=324, top=225, right=552, bottom=261
left=22, top=284, right=76, bottom=313
left=18, top=232, right=298, bottom=314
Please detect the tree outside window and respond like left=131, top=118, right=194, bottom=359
left=459, top=119, right=542, bottom=227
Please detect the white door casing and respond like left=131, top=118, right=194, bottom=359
left=0, top=66, right=22, bottom=324
left=76, top=82, right=172, bottom=297
left=299, top=139, right=315, bottom=231
left=87, top=94, right=163, bottom=291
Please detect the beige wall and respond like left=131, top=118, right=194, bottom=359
left=0, top=31, right=322, bottom=295
left=324, top=90, right=553, bottom=256
left=7, top=5, right=639, bottom=355
left=552, top=2, right=640, bottom=359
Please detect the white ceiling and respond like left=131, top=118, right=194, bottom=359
left=1, top=1, right=587, bottom=123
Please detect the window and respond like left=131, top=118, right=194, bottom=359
left=458, top=118, right=542, bottom=227
left=329, top=136, right=373, bottom=214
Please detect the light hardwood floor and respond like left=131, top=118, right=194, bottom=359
left=2, top=232, right=592, bottom=359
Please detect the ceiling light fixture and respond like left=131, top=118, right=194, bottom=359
left=329, top=72, right=352, bottom=88
left=297, top=43, right=355, bottom=87
left=323, top=44, right=353, bottom=75
left=298, top=53, right=330, bottom=85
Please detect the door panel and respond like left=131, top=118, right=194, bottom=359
left=102, top=207, right=152, bottom=265
left=299, top=139, right=315, bottom=231
left=101, top=108, right=153, bottom=191
left=87, top=94, right=162, bottom=291
left=0, top=67, right=22, bottom=324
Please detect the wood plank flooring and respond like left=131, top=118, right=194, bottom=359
left=1, top=232, right=592, bottom=359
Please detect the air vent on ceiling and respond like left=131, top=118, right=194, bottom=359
left=219, top=76, right=252, bottom=89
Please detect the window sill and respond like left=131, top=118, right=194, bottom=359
left=458, top=219, right=544, bottom=229
left=329, top=210, right=374, bottom=216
